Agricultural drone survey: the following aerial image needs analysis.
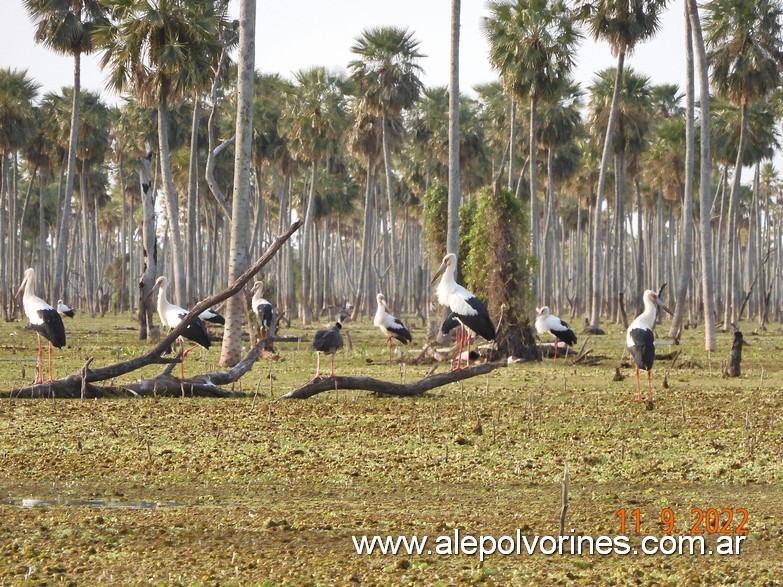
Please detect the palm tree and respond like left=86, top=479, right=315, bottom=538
left=588, top=66, right=653, bottom=320
left=575, top=0, right=667, bottom=331
left=704, top=0, right=783, bottom=328
left=23, top=0, right=106, bottom=304
left=349, top=26, right=424, bottom=305
left=279, top=67, right=350, bottom=323
left=537, top=78, right=583, bottom=305
left=0, top=68, right=40, bottom=318
left=484, top=0, right=581, bottom=305
left=95, top=0, right=224, bottom=307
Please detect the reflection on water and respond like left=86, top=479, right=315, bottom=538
left=1, top=498, right=182, bottom=509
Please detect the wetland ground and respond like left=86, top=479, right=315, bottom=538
left=0, top=312, right=781, bottom=585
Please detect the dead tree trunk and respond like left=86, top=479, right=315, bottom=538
left=283, top=362, right=506, bottom=399
left=5, top=220, right=302, bottom=399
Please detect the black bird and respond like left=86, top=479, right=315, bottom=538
left=17, top=268, right=66, bottom=384
left=250, top=281, right=275, bottom=339
left=311, top=311, right=348, bottom=378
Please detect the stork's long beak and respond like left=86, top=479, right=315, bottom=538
left=656, top=298, right=673, bottom=316
left=15, top=277, right=27, bottom=300
left=430, top=262, right=447, bottom=285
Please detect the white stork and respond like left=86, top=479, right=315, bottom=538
left=374, top=293, right=412, bottom=364
left=627, top=289, right=673, bottom=404
left=17, top=268, right=66, bottom=384
left=311, top=311, right=348, bottom=378
left=148, top=276, right=211, bottom=379
left=431, top=253, right=496, bottom=369
left=198, top=307, right=224, bottom=327
left=57, top=300, right=75, bottom=318
left=535, top=306, right=577, bottom=358
left=250, top=281, right=274, bottom=339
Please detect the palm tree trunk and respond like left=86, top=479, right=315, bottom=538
left=508, top=98, right=516, bottom=192
left=39, top=169, right=47, bottom=295
left=669, top=8, right=696, bottom=338
left=447, top=0, right=461, bottom=259
left=355, top=162, right=374, bottom=315
left=381, top=115, right=397, bottom=303
left=80, top=159, right=95, bottom=316
left=53, top=50, right=81, bottom=303
left=300, top=160, right=318, bottom=324
left=722, top=102, right=748, bottom=329
left=529, top=94, right=539, bottom=302
left=186, top=94, right=200, bottom=305
left=590, top=49, right=626, bottom=330
left=157, top=94, right=187, bottom=307
left=138, top=150, right=158, bottom=342
left=219, top=0, right=255, bottom=366
left=687, top=0, right=716, bottom=350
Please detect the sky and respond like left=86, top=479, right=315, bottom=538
left=2, top=0, right=687, bottom=105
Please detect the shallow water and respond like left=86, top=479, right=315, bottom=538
left=1, top=497, right=182, bottom=509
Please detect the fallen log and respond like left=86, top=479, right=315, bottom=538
left=3, top=221, right=302, bottom=399
left=282, top=361, right=506, bottom=399
left=7, top=337, right=271, bottom=399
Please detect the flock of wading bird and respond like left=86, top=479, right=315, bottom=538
left=15, top=252, right=673, bottom=402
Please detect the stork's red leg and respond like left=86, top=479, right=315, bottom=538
left=314, top=352, right=322, bottom=379
left=48, top=341, right=54, bottom=382
left=388, top=336, right=393, bottom=365
left=330, top=353, right=336, bottom=377
left=634, top=365, right=642, bottom=402
left=465, top=331, right=472, bottom=368
left=455, top=327, right=463, bottom=370
left=647, top=370, right=653, bottom=404
left=554, top=339, right=558, bottom=359
left=36, top=334, right=43, bottom=385
left=180, top=343, right=199, bottom=379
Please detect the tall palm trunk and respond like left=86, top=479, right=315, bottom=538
left=542, top=146, right=556, bottom=303
left=529, top=94, right=539, bottom=301
left=157, top=94, right=187, bottom=307
left=687, top=0, right=716, bottom=351
left=80, top=159, right=95, bottom=316
left=300, top=160, right=318, bottom=324
left=590, top=50, right=625, bottom=330
left=722, top=102, right=748, bottom=328
left=355, top=163, right=374, bottom=316
left=381, top=116, right=397, bottom=304
left=219, top=0, right=255, bottom=366
left=53, top=50, right=81, bottom=302
left=508, top=98, right=516, bottom=192
left=186, top=95, right=200, bottom=305
left=447, top=0, right=461, bottom=257
left=670, top=10, right=695, bottom=338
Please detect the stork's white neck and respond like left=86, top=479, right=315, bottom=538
left=157, top=281, right=169, bottom=315
left=637, top=298, right=658, bottom=329
left=23, top=274, right=37, bottom=302
left=436, top=264, right=457, bottom=305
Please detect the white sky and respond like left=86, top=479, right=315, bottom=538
left=2, top=0, right=686, bottom=104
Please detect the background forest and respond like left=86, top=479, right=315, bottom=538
left=2, top=0, right=783, bottom=366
